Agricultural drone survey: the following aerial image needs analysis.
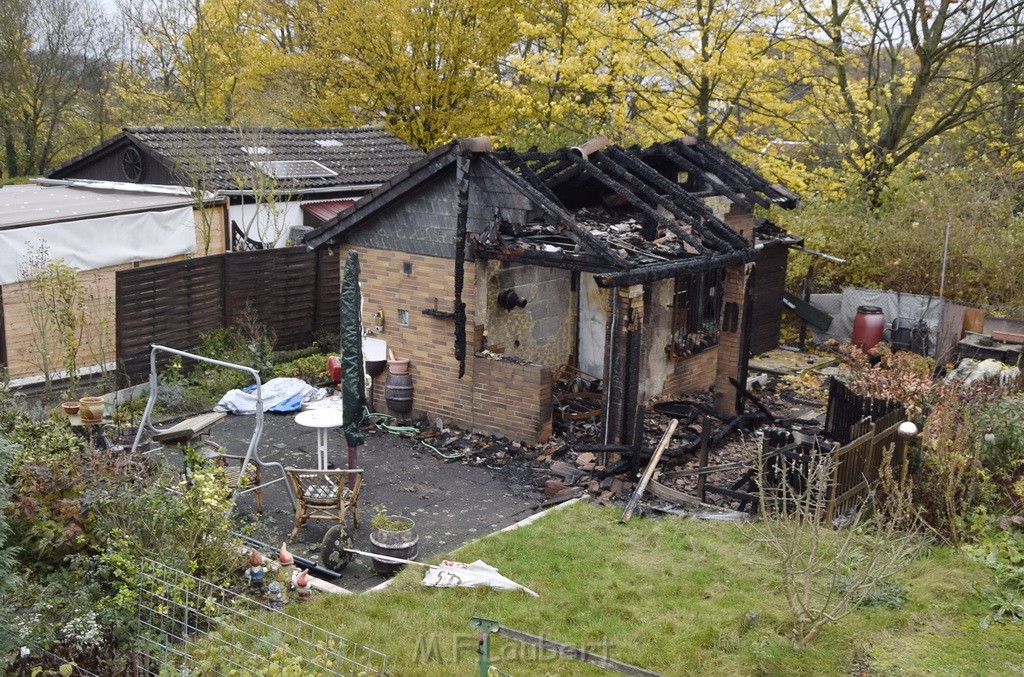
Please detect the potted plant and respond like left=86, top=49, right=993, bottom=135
left=369, top=506, right=418, bottom=576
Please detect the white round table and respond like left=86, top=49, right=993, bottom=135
left=294, top=408, right=345, bottom=470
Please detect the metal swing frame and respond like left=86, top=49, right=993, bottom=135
left=130, top=344, right=294, bottom=510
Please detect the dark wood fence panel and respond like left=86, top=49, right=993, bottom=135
left=117, top=247, right=340, bottom=384
left=117, top=257, right=225, bottom=381
left=0, top=285, right=6, bottom=375
left=824, top=376, right=904, bottom=444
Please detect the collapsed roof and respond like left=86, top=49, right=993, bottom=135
left=478, top=137, right=799, bottom=287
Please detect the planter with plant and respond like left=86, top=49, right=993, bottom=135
left=369, top=507, right=418, bottom=576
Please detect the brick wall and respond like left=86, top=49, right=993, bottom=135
left=713, top=264, right=752, bottom=416
left=662, top=347, right=719, bottom=395
left=353, top=246, right=477, bottom=425
left=352, top=245, right=554, bottom=442
left=471, top=357, right=552, bottom=443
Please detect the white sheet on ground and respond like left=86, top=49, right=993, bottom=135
left=422, top=559, right=539, bottom=597
left=214, top=377, right=327, bottom=414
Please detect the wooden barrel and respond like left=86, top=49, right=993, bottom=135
left=384, top=372, right=413, bottom=413
left=369, top=517, right=418, bottom=576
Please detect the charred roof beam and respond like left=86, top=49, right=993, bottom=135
left=598, top=149, right=748, bottom=253
left=670, top=140, right=771, bottom=210
left=692, top=140, right=793, bottom=205
left=604, top=147, right=750, bottom=252
left=565, top=150, right=711, bottom=256
left=479, top=154, right=633, bottom=270
left=655, top=143, right=756, bottom=211
left=595, top=250, right=758, bottom=287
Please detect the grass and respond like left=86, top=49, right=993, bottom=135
left=277, top=502, right=1021, bottom=676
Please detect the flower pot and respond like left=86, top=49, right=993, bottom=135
left=61, top=401, right=80, bottom=416
left=369, top=516, right=418, bottom=576
left=79, top=396, right=105, bottom=423
left=387, top=358, right=410, bottom=375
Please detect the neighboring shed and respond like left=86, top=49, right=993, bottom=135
left=304, top=136, right=799, bottom=444
left=0, top=180, right=226, bottom=384
left=46, top=126, right=424, bottom=250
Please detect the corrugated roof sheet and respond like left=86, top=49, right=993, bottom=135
left=301, top=199, right=355, bottom=223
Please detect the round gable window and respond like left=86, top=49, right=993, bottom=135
left=122, top=146, right=144, bottom=182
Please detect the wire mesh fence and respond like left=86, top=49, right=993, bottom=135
left=134, top=558, right=388, bottom=676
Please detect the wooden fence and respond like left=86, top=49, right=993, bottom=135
left=824, top=376, right=903, bottom=444
left=826, top=407, right=906, bottom=521
left=116, top=247, right=339, bottom=383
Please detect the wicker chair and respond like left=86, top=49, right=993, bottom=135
left=216, top=453, right=264, bottom=513
left=284, top=467, right=363, bottom=542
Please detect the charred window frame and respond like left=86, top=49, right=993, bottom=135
left=669, top=269, right=724, bottom=357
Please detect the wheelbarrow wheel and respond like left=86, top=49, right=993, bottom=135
left=320, top=524, right=354, bottom=572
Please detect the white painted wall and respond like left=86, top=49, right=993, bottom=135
left=228, top=201, right=304, bottom=248
left=578, top=274, right=609, bottom=380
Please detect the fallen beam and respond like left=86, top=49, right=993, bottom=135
left=621, top=418, right=678, bottom=523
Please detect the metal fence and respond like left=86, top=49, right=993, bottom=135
left=134, top=558, right=387, bottom=676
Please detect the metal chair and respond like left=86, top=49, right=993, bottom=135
left=284, top=467, right=363, bottom=542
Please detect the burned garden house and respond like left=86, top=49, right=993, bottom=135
left=304, top=136, right=799, bottom=446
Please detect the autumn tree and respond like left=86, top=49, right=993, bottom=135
left=776, top=0, right=1024, bottom=197
left=0, top=0, right=116, bottom=178
left=303, top=0, right=522, bottom=148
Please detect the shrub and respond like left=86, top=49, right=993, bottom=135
left=274, top=353, right=332, bottom=384
left=6, top=449, right=156, bottom=565
left=916, top=393, right=985, bottom=545
left=748, top=442, right=922, bottom=649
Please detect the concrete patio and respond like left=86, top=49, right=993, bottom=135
left=200, top=410, right=545, bottom=591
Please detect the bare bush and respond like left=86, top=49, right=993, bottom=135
left=748, top=441, right=923, bottom=649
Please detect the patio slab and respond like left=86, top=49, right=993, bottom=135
left=203, top=411, right=545, bottom=591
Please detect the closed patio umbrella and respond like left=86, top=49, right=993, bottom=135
left=340, top=250, right=365, bottom=486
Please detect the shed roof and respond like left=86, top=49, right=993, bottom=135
left=47, top=126, right=425, bottom=194
left=0, top=181, right=205, bottom=229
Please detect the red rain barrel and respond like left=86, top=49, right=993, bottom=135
left=327, top=355, right=342, bottom=382
left=853, top=306, right=884, bottom=351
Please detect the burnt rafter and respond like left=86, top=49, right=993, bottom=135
left=670, top=139, right=768, bottom=208
left=603, top=147, right=751, bottom=252
left=591, top=151, right=739, bottom=254
left=479, top=154, right=633, bottom=270
left=564, top=151, right=711, bottom=256
left=654, top=142, right=755, bottom=211
left=503, top=152, right=567, bottom=211
left=690, top=139, right=795, bottom=206
left=596, top=249, right=757, bottom=288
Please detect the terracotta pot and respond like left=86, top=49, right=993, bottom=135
left=387, top=358, right=410, bottom=375
left=79, top=396, right=105, bottom=423
left=61, top=401, right=80, bottom=416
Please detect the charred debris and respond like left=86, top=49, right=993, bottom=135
left=399, top=351, right=877, bottom=518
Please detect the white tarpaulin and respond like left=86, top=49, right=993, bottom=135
left=422, top=559, right=539, bottom=597
left=214, top=377, right=327, bottom=414
left=0, top=206, right=196, bottom=285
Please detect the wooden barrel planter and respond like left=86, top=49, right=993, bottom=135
left=369, top=516, right=418, bottom=576
left=384, top=372, right=414, bottom=413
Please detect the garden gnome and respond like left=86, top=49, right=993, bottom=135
left=295, top=569, right=312, bottom=602
left=267, top=581, right=283, bottom=608
left=279, top=542, right=295, bottom=589
left=247, top=550, right=265, bottom=589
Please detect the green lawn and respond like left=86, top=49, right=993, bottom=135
left=291, top=502, right=1024, bottom=676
